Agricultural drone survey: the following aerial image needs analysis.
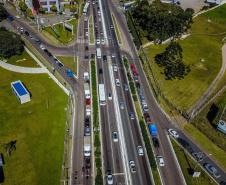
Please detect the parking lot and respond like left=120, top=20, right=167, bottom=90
left=178, top=0, right=207, bottom=13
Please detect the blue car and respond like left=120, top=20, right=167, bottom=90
left=58, top=63, right=63, bottom=67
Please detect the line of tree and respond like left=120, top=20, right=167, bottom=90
left=19, top=1, right=34, bottom=19
left=131, top=0, right=194, bottom=42
left=0, top=5, right=8, bottom=22
left=154, top=42, right=191, bottom=80
left=0, top=27, right=25, bottom=58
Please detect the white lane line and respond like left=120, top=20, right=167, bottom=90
left=99, top=0, right=108, bottom=46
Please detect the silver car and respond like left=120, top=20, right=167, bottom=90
left=124, top=84, right=128, bottom=91
left=120, top=102, right=124, bottom=109
left=140, top=95, right=145, bottom=102
left=130, top=112, right=135, bottom=119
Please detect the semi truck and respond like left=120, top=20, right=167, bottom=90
left=84, top=136, right=91, bottom=156
left=62, top=66, right=73, bottom=77
left=84, top=83, right=90, bottom=99
left=149, top=125, right=157, bottom=136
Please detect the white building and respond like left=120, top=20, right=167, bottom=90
left=206, top=0, right=226, bottom=5
left=11, top=80, right=31, bottom=104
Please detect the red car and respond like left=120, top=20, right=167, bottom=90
left=144, top=113, right=151, bottom=124
left=86, top=158, right=91, bottom=170
left=131, top=65, right=135, bottom=70
left=133, top=70, right=138, bottom=76
left=86, top=98, right=90, bottom=106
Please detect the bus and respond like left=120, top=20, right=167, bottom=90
left=98, top=84, right=106, bottom=105
left=96, top=48, right=101, bottom=59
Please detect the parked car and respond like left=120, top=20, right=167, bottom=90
left=134, top=76, right=138, bottom=81
left=102, top=39, right=105, bottom=45
left=168, top=129, right=179, bottom=138
left=25, top=31, right=29, bottom=36
left=157, top=155, right=164, bottom=166
left=137, top=89, right=143, bottom=95
left=191, top=152, right=203, bottom=161
left=85, top=46, right=88, bottom=51
left=85, top=118, right=90, bottom=127
left=137, top=146, right=144, bottom=156
left=29, top=35, right=34, bottom=40
left=85, top=128, right=90, bottom=136
left=120, top=102, right=124, bottom=109
left=152, top=137, right=160, bottom=148
left=133, top=70, right=138, bottom=76
left=144, top=113, right=151, bottom=124
left=86, top=158, right=91, bottom=169
left=99, top=68, right=103, bottom=74
left=96, top=39, right=100, bottom=44
left=86, top=98, right=90, bottom=106
left=85, top=55, right=89, bottom=60
left=115, top=79, right=120, bottom=86
left=44, top=49, right=48, bottom=53
left=47, top=52, right=52, bottom=57
left=40, top=45, right=45, bottom=50
left=178, top=138, right=189, bottom=148
left=131, top=65, right=135, bottom=70
left=114, top=66, right=117, bottom=71
left=140, top=95, right=145, bottom=102
left=124, top=84, right=128, bottom=91
left=204, top=163, right=221, bottom=178
left=130, top=112, right=135, bottom=120
left=107, top=170, right=113, bottom=184
left=142, top=102, right=148, bottom=111
left=135, top=82, right=140, bottom=88
left=113, top=132, right=118, bottom=142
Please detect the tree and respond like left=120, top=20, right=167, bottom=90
left=70, top=4, right=77, bottom=13
left=38, top=6, right=45, bottom=14
left=0, top=27, right=25, bottom=58
left=32, top=0, right=40, bottom=12
left=26, top=8, right=32, bottom=14
left=51, top=4, right=57, bottom=12
left=155, top=42, right=190, bottom=80
left=0, top=5, right=7, bottom=22
left=19, top=1, right=28, bottom=12
left=1, top=141, right=17, bottom=157
left=185, top=8, right=194, bottom=15
left=209, top=2, right=216, bottom=8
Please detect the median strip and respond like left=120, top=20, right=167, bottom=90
left=89, top=16, right=94, bottom=44
left=112, top=14, right=122, bottom=45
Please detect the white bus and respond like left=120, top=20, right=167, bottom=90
left=98, top=84, right=106, bottom=105
left=96, top=48, right=101, bottom=59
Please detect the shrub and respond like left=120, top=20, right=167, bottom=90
left=129, top=82, right=136, bottom=94
left=95, top=157, right=102, bottom=168
left=95, top=169, right=103, bottom=185
left=133, top=95, right=137, bottom=101
left=94, top=134, right=100, bottom=148
left=95, top=149, right=101, bottom=157
left=209, top=2, right=216, bottom=8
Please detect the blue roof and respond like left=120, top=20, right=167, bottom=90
left=12, top=82, right=27, bottom=96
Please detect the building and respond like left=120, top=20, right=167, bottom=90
left=25, top=0, right=60, bottom=14
left=206, top=0, right=226, bottom=5
left=83, top=3, right=90, bottom=15
left=11, top=80, right=31, bottom=104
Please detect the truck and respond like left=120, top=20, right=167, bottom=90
left=8, top=15, right=14, bottom=21
left=62, top=66, right=73, bottom=77
left=84, top=136, right=91, bottom=156
left=96, top=48, right=101, bottom=59
left=149, top=125, right=157, bottom=136
left=129, top=161, right=136, bottom=173
left=84, top=83, right=90, bottom=99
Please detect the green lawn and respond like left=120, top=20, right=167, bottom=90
left=112, top=14, right=122, bottom=44
left=89, top=16, right=94, bottom=44
left=56, top=56, right=77, bottom=75
left=0, top=68, right=68, bottom=185
left=200, top=4, right=226, bottom=24
left=143, top=16, right=225, bottom=111
left=43, top=19, right=77, bottom=44
left=0, top=50, right=39, bottom=68
left=171, top=138, right=217, bottom=185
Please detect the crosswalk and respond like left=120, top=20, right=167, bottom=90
left=76, top=39, right=89, bottom=43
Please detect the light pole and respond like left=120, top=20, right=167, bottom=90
left=193, top=152, right=211, bottom=172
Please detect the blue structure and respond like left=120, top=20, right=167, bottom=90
left=124, top=1, right=136, bottom=9
left=11, top=80, right=31, bottom=104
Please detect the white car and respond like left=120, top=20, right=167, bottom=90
left=137, top=146, right=144, bottom=156
left=142, top=102, right=148, bottom=111
left=40, top=45, right=45, bottom=50
left=168, top=129, right=179, bottom=138
left=111, top=24, right=114, bottom=29
left=157, top=155, right=164, bottom=166
left=129, top=161, right=136, bottom=173
left=101, top=39, right=105, bottom=45
left=107, top=170, right=113, bottom=184
left=113, top=66, right=117, bottom=71
left=62, top=12, right=66, bottom=15
left=113, top=132, right=118, bottom=142
left=20, top=27, right=24, bottom=33
left=115, top=79, right=120, bottom=86
left=99, top=17, right=101, bottom=21
left=85, top=32, right=89, bottom=37
left=112, top=53, right=115, bottom=57
left=108, top=92, right=112, bottom=100
left=15, top=15, right=20, bottom=19
left=96, top=39, right=100, bottom=44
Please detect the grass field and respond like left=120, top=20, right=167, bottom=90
left=43, top=19, right=77, bottom=44
left=200, top=4, right=226, bottom=24
left=89, top=16, right=94, bottom=44
left=0, top=50, right=39, bottom=68
left=112, top=14, right=122, bottom=44
left=0, top=68, right=68, bottom=185
left=143, top=16, right=225, bottom=111
left=56, top=56, right=77, bottom=75
left=171, top=138, right=217, bottom=185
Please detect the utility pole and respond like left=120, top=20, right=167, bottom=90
left=193, top=152, right=211, bottom=172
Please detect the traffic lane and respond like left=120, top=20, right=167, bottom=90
left=176, top=130, right=226, bottom=183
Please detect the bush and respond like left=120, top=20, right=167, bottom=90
left=123, top=56, right=129, bottom=70
left=95, top=149, right=101, bottom=157
left=95, top=157, right=102, bottom=168
left=133, top=95, right=137, bottom=101
left=95, top=169, right=103, bottom=185
left=129, top=82, right=136, bottom=94
left=201, top=6, right=209, bottom=11
left=209, top=2, right=216, bottom=8
left=94, top=134, right=101, bottom=148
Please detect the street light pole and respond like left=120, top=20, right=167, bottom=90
left=193, top=152, right=211, bottom=172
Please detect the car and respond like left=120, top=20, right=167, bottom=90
left=53, top=58, right=58, bottom=63
left=97, top=6, right=99, bottom=9
left=93, top=1, right=95, bottom=4
left=96, top=39, right=100, bottom=44
left=120, top=102, right=124, bottom=109
left=86, top=98, right=90, bottom=106
left=35, top=39, right=41, bottom=45
left=95, top=23, right=97, bottom=27
left=58, top=63, right=63, bottom=67
left=85, top=25, right=88, bottom=30
left=111, top=53, right=115, bottom=57
left=131, top=65, right=135, bottom=70
left=134, top=83, right=140, bottom=89
left=95, top=30, right=98, bottom=35
left=140, top=95, right=145, bottom=102
left=100, top=30, right=103, bottom=35
left=99, top=68, right=103, bottom=74
left=40, top=45, right=45, bottom=50
left=85, top=46, right=88, bottom=51
left=176, top=1, right=180, bottom=5
left=108, top=36, right=111, bottom=40
left=113, top=66, right=117, bottom=72
left=137, top=146, right=144, bottom=156
left=85, top=32, right=89, bottom=36
left=108, top=92, right=112, bottom=100
left=115, top=79, right=120, bottom=86
left=142, top=102, right=148, bottom=111
left=113, top=132, right=118, bottom=142
left=130, top=112, right=135, bottom=120
left=192, top=152, right=203, bottom=161
left=157, top=155, right=164, bottom=166
left=111, top=24, right=113, bottom=29
left=124, top=84, right=128, bottom=91
left=85, top=118, right=90, bottom=127
left=99, top=17, right=101, bottom=21
left=25, top=31, right=29, bottom=36
left=44, top=49, right=49, bottom=53
left=86, top=158, right=91, bottom=169
left=47, top=52, right=53, bottom=57
left=29, top=35, right=34, bottom=40
left=107, top=170, right=113, bottom=184
left=204, top=163, right=221, bottom=178
left=137, top=89, right=143, bottom=95
left=133, top=70, right=138, bottom=76
left=85, top=128, right=90, bottom=136
left=152, top=137, right=160, bottom=148
left=178, top=138, right=189, bottom=148
left=129, top=161, right=136, bottom=173
left=20, top=27, right=24, bottom=33
left=220, top=181, right=226, bottom=185
left=15, top=15, right=20, bottom=19
left=101, top=39, right=105, bottom=45
left=62, top=11, right=66, bottom=15
left=103, top=55, right=107, bottom=61
left=168, top=129, right=179, bottom=138
left=85, top=55, right=89, bottom=60
left=144, top=113, right=151, bottom=124
left=134, top=76, right=138, bottom=81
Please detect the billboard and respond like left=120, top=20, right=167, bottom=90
left=50, top=22, right=59, bottom=37
left=217, top=120, right=226, bottom=134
